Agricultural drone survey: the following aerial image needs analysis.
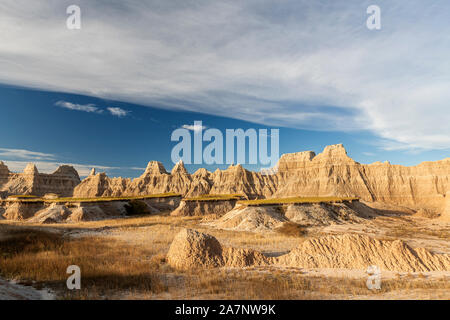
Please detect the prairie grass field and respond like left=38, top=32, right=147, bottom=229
left=0, top=211, right=448, bottom=300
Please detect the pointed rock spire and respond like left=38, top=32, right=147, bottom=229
left=143, top=161, right=168, bottom=175
left=226, top=163, right=244, bottom=172
left=314, top=144, right=355, bottom=163
left=52, top=165, right=80, bottom=179
left=193, top=168, right=211, bottom=178
left=89, top=168, right=96, bottom=176
left=23, top=163, right=39, bottom=175
left=171, top=160, right=188, bottom=175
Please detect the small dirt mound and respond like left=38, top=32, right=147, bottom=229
left=27, top=204, right=70, bottom=224
left=285, top=202, right=375, bottom=226
left=167, top=229, right=268, bottom=270
left=67, top=206, right=108, bottom=222
left=3, top=202, right=42, bottom=221
left=207, top=204, right=287, bottom=232
left=167, top=229, right=224, bottom=270
left=208, top=202, right=375, bottom=232
left=276, top=234, right=450, bottom=272
left=171, top=200, right=237, bottom=217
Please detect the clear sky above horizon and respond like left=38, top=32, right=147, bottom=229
left=0, top=1, right=449, bottom=177
left=1, top=85, right=448, bottom=178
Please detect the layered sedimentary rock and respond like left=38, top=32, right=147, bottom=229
left=171, top=199, right=238, bottom=217
left=73, top=144, right=450, bottom=216
left=208, top=201, right=376, bottom=232
left=274, top=144, right=450, bottom=215
left=0, top=162, right=80, bottom=197
left=276, top=234, right=450, bottom=272
left=441, top=191, right=450, bottom=221
left=0, top=195, right=180, bottom=223
left=167, top=229, right=450, bottom=272
left=73, top=161, right=279, bottom=199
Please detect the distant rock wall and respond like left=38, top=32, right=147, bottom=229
left=73, top=144, right=450, bottom=216
left=3, top=144, right=449, bottom=216
left=0, top=162, right=80, bottom=197
left=274, top=144, right=450, bottom=214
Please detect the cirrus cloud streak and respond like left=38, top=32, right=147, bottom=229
left=0, top=1, right=449, bottom=150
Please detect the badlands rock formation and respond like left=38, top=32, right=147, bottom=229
left=73, top=144, right=450, bottom=217
left=0, top=162, right=80, bottom=197
left=208, top=201, right=376, bottom=232
left=274, top=144, right=450, bottom=216
left=0, top=195, right=180, bottom=223
left=276, top=234, right=450, bottom=272
left=167, top=229, right=450, bottom=272
left=73, top=160, right=277, bottom=199
left=171, top=199, right=239, bottom=217
left=207, top=204, right=288, bottom=232
left=167, top=229, right=269, bottom=270
left=441, top=190, right=450, bottom=221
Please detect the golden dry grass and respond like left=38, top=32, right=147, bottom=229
left=239, top=196, right=359, bottom=206
left=0, top=213, right=448, bottom=300
left=183, top=194, right=244, bottom=201
left=7, top=195, right=39, bottom=199
left=275, top=222, right=307, bottom=237
left=0, top=226, right=166, bottom=299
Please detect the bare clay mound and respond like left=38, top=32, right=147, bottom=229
left=277, top=234, right=450, bottom=272
left=25, top=202, right=127, bottom=224
left=27, top=204, right=71, bottom=224
left=208, top=202, right=376, bottom=232
left=171, top=199, right=236, bottom=217
left=206, top=204, right=287, bottom=232
left=167, top=229, right=269, bottom=270
left=167, top=229, right=450, bottom=272
left=285, top=201, right=376, bottom=226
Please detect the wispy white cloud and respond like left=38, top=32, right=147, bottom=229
left=56, top=101, right=130, bottom=118
left=55, top=101, right=102, bottom=113
left=0, top=1, right=449, bottom=150
left=0, top=148, right=56, bottom=161
left=182, top=123, right=207, bottom=132
left=107, top=107, right=130, bottom=117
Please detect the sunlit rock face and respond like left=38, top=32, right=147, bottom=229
left=0, top=162, right=80, bottom=197
left=69, top=144, right=450, bottom=215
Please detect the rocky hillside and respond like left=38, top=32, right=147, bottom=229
left=274, top=144, right=450, bottom=214
left=72, top=144, right=450, bottom=215
left=3, top=144, right=448, bottom=215
left=0, top=162, right=80, bottom=197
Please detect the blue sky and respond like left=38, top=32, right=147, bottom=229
left=0, top=1, right=449, bottom=176
left=1, top=85, right=448, bottom=177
